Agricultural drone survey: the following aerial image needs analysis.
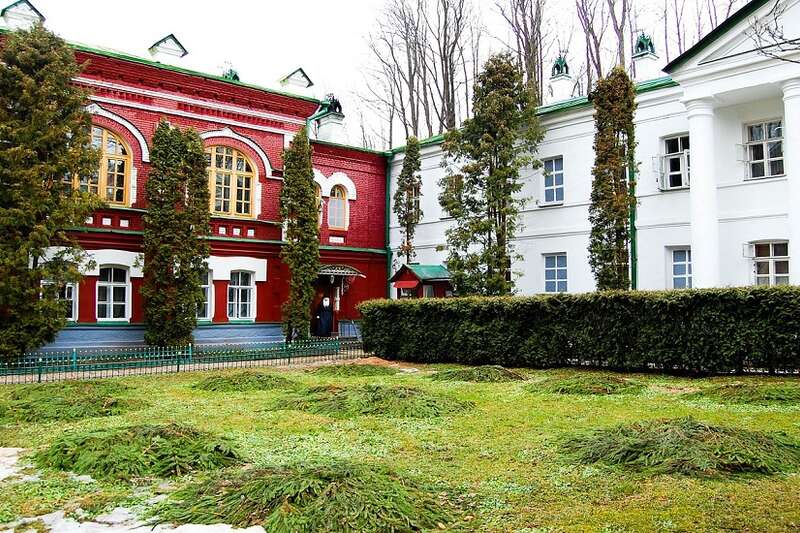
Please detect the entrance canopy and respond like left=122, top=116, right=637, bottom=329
left=318, top=264, right=365, bottom=278
left=393, top=280, right=419, bottom=289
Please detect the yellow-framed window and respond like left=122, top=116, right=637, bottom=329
left=64, top=126, right=131, bottom=205
left=327, top=185, right=348, bottom=229
left=205, top=146, right=255, bottom=218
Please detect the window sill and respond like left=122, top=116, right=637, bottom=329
left=744, top=174, right=786, bottom=182
left=328, top=227, right=348, bottom=232
left=93, top=320, right=131, bottom=326
left=538, top=201, right=564, bottom=208
left=658, top=186, right=690, bottom=192
left=226, top=319, right=256, bottom=324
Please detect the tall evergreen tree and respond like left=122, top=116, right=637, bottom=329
left=141, top=121, right=210, bottom=346
left=438, top=53, right=543, bottom=295
left=0, top=25, right=101, bottom=359
left=587, top=66, right=637, bottom=290
left=280, top=127, right=319, bottom=340
left=393, top=136, right=423, bottom=264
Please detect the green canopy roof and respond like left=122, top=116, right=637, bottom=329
left=391, top=264, right=451, bottom=282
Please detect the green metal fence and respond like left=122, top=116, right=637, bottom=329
left=0, top=338, right=365, bottom=384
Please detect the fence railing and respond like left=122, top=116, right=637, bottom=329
left=0, top=338, right=366, bottom=384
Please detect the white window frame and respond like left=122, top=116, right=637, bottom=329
left=327, top=185, right=349, bottom=230
left=422, top=284, right=435, bottom=298
left=543, top=253, right=568, bottom=293
left=42, top=281, right=78, bottom=321
left=541, top=156, right=565, bottom=206
left=227, top=270, right=255, bottom=320
left=669, top=248, right=692, bottom=289
left=96, top=265, right=130, bottom=321
left=197, top=270, right=213, bottom=321
left=753, top=241, right=789, bottom=286
left=744, top=119, right=784, bottom=180
left=660, top=134, right=690, bottom=190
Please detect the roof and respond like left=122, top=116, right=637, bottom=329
left=663, top=0, right=771, bottom=73
left=390, top=264, right=452, bottom=282
left=1, top=0, right=43, bottom=21
left=319, top=264, right=365, bottom=278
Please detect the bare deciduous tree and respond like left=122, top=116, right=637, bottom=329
left=497, top=0, right=549, bottom=103
left=748, top=0, right=800, bottom=64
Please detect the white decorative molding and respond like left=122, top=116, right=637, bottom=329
left=83, top=249, right=144, bottom=278
left=207, top=256, right=267, bottom=282
left=313, top=168, right=357, bottom=200
left=75, top=77, right=306, bottom=126
left=86, top=103, right=151, bottom=162
left=201, top=127, right=273, bottom=176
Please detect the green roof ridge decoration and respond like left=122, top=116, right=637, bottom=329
left=222, top=65, right=240, bottom=82
left=148, top=33, right=188, bottom=58
left=551, top=54, right=570, bottom=78
left=1, top=0, right=44, bottom=21
left=633, top=32, right=656, bottom=58
left=664, top=0, right=770, bottom=73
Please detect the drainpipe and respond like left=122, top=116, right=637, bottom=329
left=385, top=152, right=395, bottom=298
left=629, top=162, right=638, bottom=290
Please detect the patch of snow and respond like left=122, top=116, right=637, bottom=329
left=0, top=448, right=24, bottom=481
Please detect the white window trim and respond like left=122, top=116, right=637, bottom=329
left=197, top=270, right=214, bottom=321
left=96, top=265, right=131, bottom=322
left=659, top=134, right=690, bottom=191
left=42, top=280, right=79, bottom=322
left=422, top=284, right=435, bottom=298
left=227, top=270, right=255, bottom=321
left=543, top=252, right=568, bottom=293
left=327, top=186, right=349, bottom=230
left=540, top=156, right=565, bottom=206
left=666, top=247, right=692, bottom=289
left=742, top=118, right=785, bottom=181
left=751, top=240, right=789, bottom=287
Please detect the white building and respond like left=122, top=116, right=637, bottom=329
left=388, top=0, right=800, bottom=294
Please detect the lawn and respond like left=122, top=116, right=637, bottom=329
left=1, top=361, right=799, bottom=532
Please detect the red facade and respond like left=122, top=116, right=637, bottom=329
left=37, top=43, right=389, bottom=335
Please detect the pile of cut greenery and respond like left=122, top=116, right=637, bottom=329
left=270, top=384, right=473, bottom=419
left=0, top=381, right=139, bottom=423
left=430, top=365, right=527, bottom=383
left=530, top=373, right=643, bottom=395
left=192, top=371, right=294, bottom=392
left=152, top=461, right=454, bottom=532
left=685, top=381, right=800, bottom=405
left=35, top=423, right=240, bottom=480
left=562, top=416, right=800, bottom=476
left=308, top=364, right=399, bottom=377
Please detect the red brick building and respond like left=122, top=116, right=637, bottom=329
left=0, top=12, right=389, bottom=346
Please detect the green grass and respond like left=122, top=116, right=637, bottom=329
left=1, top=368, right=799, bottom=531
left=562, top=416, right=800, bottom=477
left=34, top=423, right=240, bottom=480
left=429, top=365, right=527, bottom=382
left=530, top=372, right=644, bottom=395
left=191, top=371, right=294, bottom=392
left=308, top=364, right=400, bottom=377
left=152, top=461, right=456, bottom=532
left=269, top=384, right=474, bottom=419
left=0, top=381, right=140, bottom=423
left=685, top=381, right=800, bottom=405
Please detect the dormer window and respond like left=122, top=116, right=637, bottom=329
left=148, top=34, right=188, bottom=60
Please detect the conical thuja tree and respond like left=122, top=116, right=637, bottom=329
left=587, top=66, right=637, bottom=290
left=280, top=127, right=319, bottom=340
left=141, top=120, right=210, bottom=346
left=393, top=136, right=423, bottom=265
left=0, top=25, right=101, bottom=358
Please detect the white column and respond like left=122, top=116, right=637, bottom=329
left=685, top=98, right=720, bottom=287
left=782, top=79, right=800, bottom=283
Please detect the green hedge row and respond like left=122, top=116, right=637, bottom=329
left=358, top=287, right=800, bottom=374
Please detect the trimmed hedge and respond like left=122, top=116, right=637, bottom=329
left=358, top=287, right=800, bottom=374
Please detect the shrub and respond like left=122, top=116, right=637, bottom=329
left=359, top=287, right=800, bottom=374
left=0, top=381, right=139, bottom=423
left=35, top=423, right=240, bottom=480
left=530, top=373, right=643, bottom=395
left=269, top=384, right=473, bottom=419
left=309, top=364, right=399, bottom=377
left=192, top=371, right=294, bottom=392
left=685, top=382, right=800, bottom=405
left=430, top=365, right=527, bottom=382
left=152, top=461, right=454, bottom=532
left=561, top=417, right=800, bottom=476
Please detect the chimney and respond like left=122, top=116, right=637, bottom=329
left=147, top=34, right=188, bottom=66
left=1, top=0, right=44, bottom=30
left=632, top=32, right=662, bottom=82
left=314, top=94, right=346, bottom=144
left=548, top=54, right=573, bottom=103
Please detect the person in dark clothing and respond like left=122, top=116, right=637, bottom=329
left=315, top=297, right=333, bottom=337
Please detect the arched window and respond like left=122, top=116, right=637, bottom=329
left=327, top=185, right=348, bottom=229
left=205, top=146, right=255, bottom=218
left=63, top=127, right=131, bottom=205
left=228, top=270, right=254, bottom=319
left=97, top=266, right=129, bottom=320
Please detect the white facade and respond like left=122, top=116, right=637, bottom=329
left=388, top=0, right=800, bottom=295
